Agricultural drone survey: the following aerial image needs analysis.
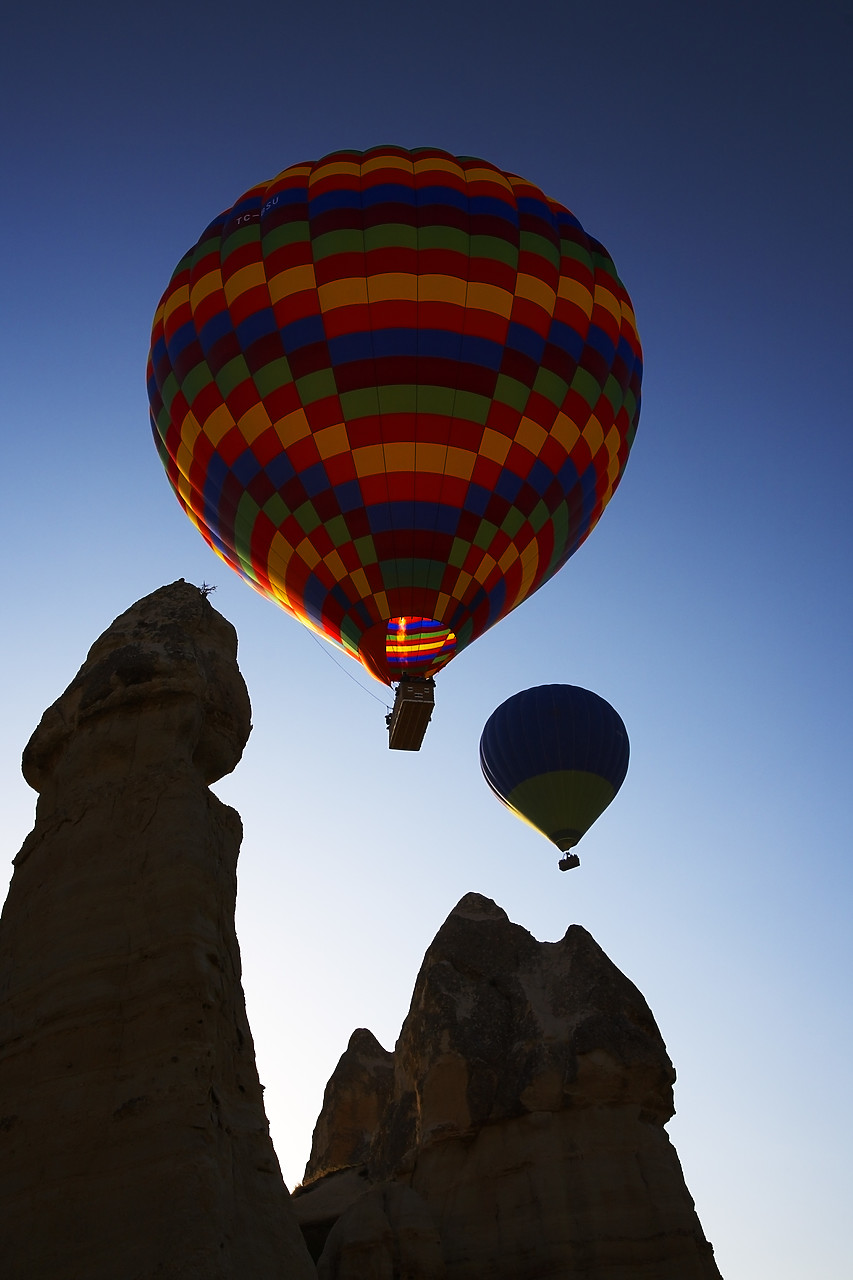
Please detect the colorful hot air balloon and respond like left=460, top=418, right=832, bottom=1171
left=147, top=146, right=641, bottom=743
left=479, top=684, right=629, bottom=869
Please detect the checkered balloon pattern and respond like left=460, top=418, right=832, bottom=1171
left=147, top=146, right=642, bottom=684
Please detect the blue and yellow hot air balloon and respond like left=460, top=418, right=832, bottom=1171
left=479, top=684, right=629, bottom=869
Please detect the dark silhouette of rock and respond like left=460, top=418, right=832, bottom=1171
left=0, top=581, right=315, bottom=1279
left=318, top=1184, right=446, bottom=1280
left=304, top=1029, right=395, bottom=1183
left=294, top=893, right=722, bottom=1279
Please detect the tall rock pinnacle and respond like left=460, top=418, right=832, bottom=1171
left=0, top=581, right=315, bottom=1278
left=294, top=892, right=722, bottom=1279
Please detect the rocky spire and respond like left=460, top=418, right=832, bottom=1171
left=0, top=581, right=315, bottom=1279
left=295, top=892, right=722, bottom=1279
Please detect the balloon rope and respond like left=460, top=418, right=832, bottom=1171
left=307, top=631, right=391, bottom=707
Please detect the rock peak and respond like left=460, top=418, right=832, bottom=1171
left=22, top=579, right=251, bottom=797
left=447, top=891, right=510, bottom=922
left=295, top=897, right=722, bottom=1279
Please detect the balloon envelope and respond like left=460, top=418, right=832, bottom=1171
left=147, top=147, right=642, bottom=684
left=479, top=684, right=629, bottom=851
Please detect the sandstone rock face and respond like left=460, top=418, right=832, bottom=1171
left=0, top=582, right=315, bottom=1279
left=294, top=893, right=721, bottom=1279
left=318, top=1184, right=446, bottom=1280
left=304, top=1029, right=394, bottom=1183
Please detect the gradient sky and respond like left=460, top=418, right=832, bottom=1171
left=2, top=3, right=851, bottom=1275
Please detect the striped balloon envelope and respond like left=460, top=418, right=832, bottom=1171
left=147, top=146, right=642, bottom=686
left=479, top=685, right=629, bottom=858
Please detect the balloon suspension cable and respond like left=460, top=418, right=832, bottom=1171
left=307, top=632, right=392, bottom=709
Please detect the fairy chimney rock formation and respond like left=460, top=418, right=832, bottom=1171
left=304, top=1028, right=395, bottom=1183
left=294, top=892, right=722, bottom=1279
left=0, top=581, right=315, bottom=1279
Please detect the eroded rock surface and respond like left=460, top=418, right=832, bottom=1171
left=0, top=581, right=315, bottom=1279
left=294, top=892, right=721, bottom=1279
left=304, top=1028, right=394, bottom=1183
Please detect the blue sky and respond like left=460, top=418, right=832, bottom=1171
left=2, top=2, right=851, bottom=1274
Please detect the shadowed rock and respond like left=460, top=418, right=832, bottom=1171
left=294, top=892, right=722, bottom=1279
left=304, top=1029, right=394, bottom=1183
left=318, top=1184, right=445, bottom=1280
left=0, top=581, right=315, bottom=1279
